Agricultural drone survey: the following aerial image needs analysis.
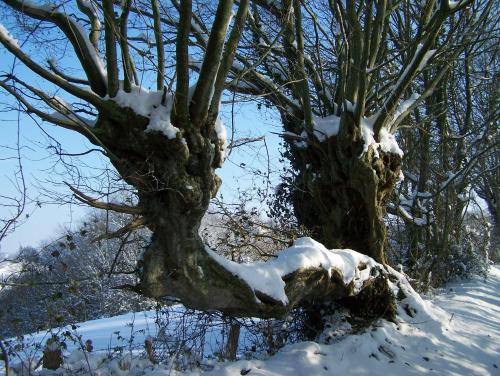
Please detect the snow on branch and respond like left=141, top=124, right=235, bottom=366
left=387, top=203, right=432, bottom=227
left=206, top=237, right=379, bottom=306
left=105, top=84, right=229, bottom=161
left=301, top=113, right=403, bottom=158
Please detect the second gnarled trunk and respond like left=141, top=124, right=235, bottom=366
left=283, top=113, right=402, bottom=264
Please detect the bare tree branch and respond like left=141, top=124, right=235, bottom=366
left=3, top=0, right=107, bottom=95
left=65, top=182, right=143, bottom=215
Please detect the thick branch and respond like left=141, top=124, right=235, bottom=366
left=76, top=0, right=100, bottom=50
left=140, top=237, right=397, bottom=319
left=103, top=0, right=119, bottom=97
left=353, top=0, right=373, bottom=123
left=207, top=0, right=250, bottom=123
left=0, top=29, right=104, bottom=107
left=293, top=0, right=312, bottom=131
left=93, top=217, right=146, bottom=242
left=190, top=0, right=234, bottom=126
left=47, top=59, right=90, bottom=85
left=119, top=0, right=134, bottom=92
left=151, top=0, right=165, bottom=91
left=0, top=80, right=93, bottom=136
left=66, top=183, right=142, bottom=215
left=173, top=0, right=192, bottom=127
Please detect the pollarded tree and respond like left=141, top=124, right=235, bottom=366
left=0, top=0, right=401, bottom=319
left=228, top=0, right=494, bottom=263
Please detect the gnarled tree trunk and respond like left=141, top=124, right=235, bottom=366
left=284, top=112, right=402, bottom=264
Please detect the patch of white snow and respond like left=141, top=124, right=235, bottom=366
left=0, top=23, right=19, bottom=47
left=206, top=237, right=377, bottom=304
left=312, top=114, right=340, bottom=141
left=360, top=117, right=404, bottom=158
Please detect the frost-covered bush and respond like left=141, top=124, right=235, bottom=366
left=0, top=211, right=154, bottom=338
left=387, top=212, right=491, bottom=289
left=439, top=217, right=490, bottom=281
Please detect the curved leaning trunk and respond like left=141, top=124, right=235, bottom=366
left=284, top=112, right=402, bottom=264
left=91, top=102, right=397, bottom=319
left=139, top=230, right=398, bottom=319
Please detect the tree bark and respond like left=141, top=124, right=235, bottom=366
left=225, top=320, right=240, bottom=360
left=284, top=112, right=402, bottom=264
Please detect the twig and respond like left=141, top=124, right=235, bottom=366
left=64, top=182, right=142, bottom=215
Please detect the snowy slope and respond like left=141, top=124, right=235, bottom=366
left=1, top=266, right=499, bottom=376
left=12, top=310, right=159, bottom=352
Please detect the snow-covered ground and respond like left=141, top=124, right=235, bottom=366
left=210, top=266, right=500, bottom=376
left=2, top=266, right=499, bottom=376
